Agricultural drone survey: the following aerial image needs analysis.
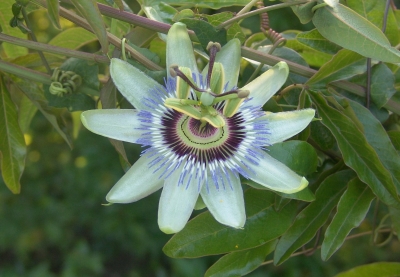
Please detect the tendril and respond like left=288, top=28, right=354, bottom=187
left=49, top=68, right=82, bottom=97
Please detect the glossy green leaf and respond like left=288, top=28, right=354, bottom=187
left=273, top=170, right=355, bottom=265
left=334, top=262, right=400, bottom=277
left=70, top=0, right=109, bottom=53
left=313, top=4, right=400, bottom=63
left=0, top=77, right=26, bottom=194
left=368, top=63, right=397, bottom=108
left=180, top=18, right=227, bottom=50
left=346, top=0, right=400, bottom=46
left=309, top=92, right=399, bottom=205
left=0, top=0, right=28, bottom=58
left=49, top=27, right=97, bottom=50
left=321, top=178, right=375, bottom=261
left=46, top=0, right=61, bottom=29
left=307, top=49, right=366, bottom=89
left=163, top=189, right=296, bottom=258
left=205, top=240, right=277, bottom=277
left=297, top=29, right=342, bottom=55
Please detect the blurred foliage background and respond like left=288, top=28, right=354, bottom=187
left=1, top=0, right=400, bottom=276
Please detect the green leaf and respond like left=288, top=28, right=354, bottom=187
left=268, top=141, right=318, bottom=176
left=307, top=49, right=366, bottom=89
left=204, top=12, right=245, bottom=44
left=0, top=77, right=26, bottom=194
left=289, top=0, right=316, bottom=24
left=312, top=4, right=400, bottom=63
left=309, top=91, right=399, bottom=206
left=334, top=262, right=400, bottom=277
left=70, top=0, right=109, bottom=53
left=0, top=0, right=28, bottom=58
left=204, top=240, right=277, bottom=277
left=321, top=178, right=375, bottom=261
left=346, top=0, right=400, bottom=46
left=310, top=120, right=336, bottom=150
left=342, top=98, right=400, bottom=192
left=388, top=131, right=400, bottom=152
left=163, top=189, right=296, bottom=258
left=18, top=94, right=37, bottom=133
left=273, top=170, right=355, bottom=265
left=368, top=63, right=397, bottom=108
left=46, top=0, right=61, bottom=29
left=297, top=29, right=342, bottom=55
left=179, top=18, right=227, bottom=49
left=49, top=27, right=97, bottom=50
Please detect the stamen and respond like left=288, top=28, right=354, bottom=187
left=206, top=42, right=221, bottom=89
left=170, top=65, right=207, bottom=93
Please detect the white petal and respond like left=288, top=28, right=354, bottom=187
left=158, top=163, right=203, bottom=234
left=243, top=61, right=289, bottom=107
left=201, top=170, right=245, bottom=228
left=106, top=155, right=163, bottom=203
left=81, top=109, right=143, bottom=143
left=265, top=109, right=315, bottom=145
left=202, top=39, right=241, bottom=90
left=247, top=150, right=308, bottom=193
left=110, top=58, right=166, bottom=111
left=167, top=23, right=199, bottom=77
left=324, top=0, right=338, bottom=8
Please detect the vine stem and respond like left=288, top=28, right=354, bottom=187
left=0, top=33, right=109, bottom=64
left=260, top=228, right=392, bottom=266
left=215, top=1, right=309, bottom=30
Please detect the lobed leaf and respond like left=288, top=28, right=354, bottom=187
left=312, top=4, right=400, bottom=63
left=0, top=77, right=26, bottom=194
left=273, top=170, right=355, bottom=265
left=163, top=189, right=296, bottom=258
left=321, top=178, right=375, bottom=261
left=205, top=240, right=277, bottom=277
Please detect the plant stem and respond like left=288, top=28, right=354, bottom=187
left=216, top=1, right=310, bottom=30
left=33, top=0, right=163, bottom=71
left=260, top=228, right=392, bottom=266
left=0, top=33, right=109, bottom=64
left=0, top=60, right=51, bottom=85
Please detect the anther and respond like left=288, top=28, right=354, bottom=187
left=206, top=42, right=221, bottom=89
left=237, top=90, right=250, bottom=98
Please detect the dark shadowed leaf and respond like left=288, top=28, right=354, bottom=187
left=163, top=189, right=296, bottom=258
left=273, top=170, right=355, bottom=265
left=205, top=240, right=277, bottom=277
left=321, top=178, right=375, bottom=260
left=180, top=18, right=227, bottom=49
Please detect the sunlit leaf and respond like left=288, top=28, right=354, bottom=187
left=313, top=4, right=400, bottom=63
left=49, top=27, right=97, bottom=50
